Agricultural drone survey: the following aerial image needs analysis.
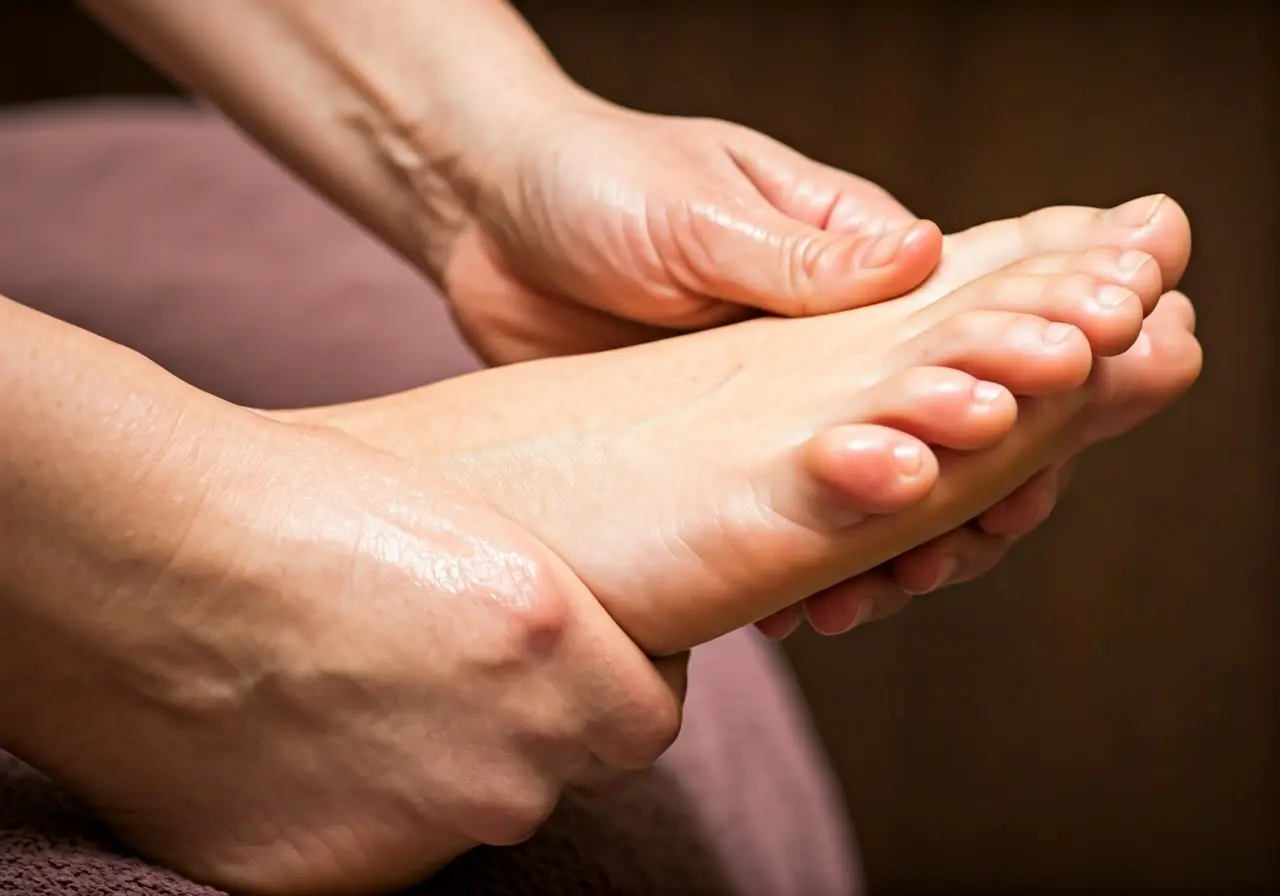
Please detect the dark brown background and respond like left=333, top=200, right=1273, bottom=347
left=2, top=1, right=1275, bottom=893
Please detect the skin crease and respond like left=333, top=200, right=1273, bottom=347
left=0, top=294, right=691, bottom=895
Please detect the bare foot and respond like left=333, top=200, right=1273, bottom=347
left=760, top=195, right=1202, bottom=636
left=284, top=240, right=1168, bottom=656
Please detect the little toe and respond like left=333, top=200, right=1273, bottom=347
left=858, top=366, right=1018, bottom=450
left=896, top=309, right=1094, bottom=396
left=800, top=425, right=941, bottom=527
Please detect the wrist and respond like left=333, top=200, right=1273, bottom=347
left=80, top=0, right=597, bottom=286
left=363, top=7, right=605, bottom=281
left=0, top=392, right=230, bottom=741
left=0, top=328, right=285, bottom=753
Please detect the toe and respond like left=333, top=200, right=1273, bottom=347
left=858, top=366, right=1018, bottom=450
left=895, top=309, right=1094, bottom=395
left=922, top=248, right=1161, bottom=357
left=935, top=194, right=1192, bottom=298
left=1002, top=246, right=1164, bottom=318
left=1076, top=292, right=1204, bottom=445
left=801, top=424, right=941, bottom=526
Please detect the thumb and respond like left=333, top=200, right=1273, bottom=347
left=674, top=201, right=942, bottom=316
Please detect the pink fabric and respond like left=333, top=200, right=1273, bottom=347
left=0, top=101, right=859, bottom=895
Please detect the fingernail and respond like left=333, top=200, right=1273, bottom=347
left=1043, top=322, right=1077, bottom=344
left=892, top=441, right=924, bottom=475
left=859, top=224, right=912, bottom=268
left=932, top=557, right=961, bottom=591
left=764, top=610, right=802, bottom=640
left=1095, top=284, right=1134, bottom=308
left=903, top=556, right=960, bottom=596
left=849, top=599, right=876, bottom=630
left=1105, top=194, right=1165, bottom=228
left=972, top=380, right=1006, bottom=404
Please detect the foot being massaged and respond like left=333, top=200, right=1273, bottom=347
left=0, top=2, right=1202, bottom=894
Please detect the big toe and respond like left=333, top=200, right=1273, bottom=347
left=928, top=194, right=1192, bottom=302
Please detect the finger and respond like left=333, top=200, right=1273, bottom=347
left=801, top=571, right=909, bottom=635
left=668, top=198, right=943, bottom=317
left=891, top=527, right=1013, bottom=595
left=726, top=130, right=919, bottom=232
left=569, top=612, right=689, bottom=771
left=756, top=604, right=805, bottom=639
left=976, top=464, right=1064, bottom=536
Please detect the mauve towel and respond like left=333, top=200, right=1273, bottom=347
left=0, top=102, right=860, bottom=895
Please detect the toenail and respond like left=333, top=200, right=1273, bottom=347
left=1104, top=194, right=1165, bottom=228
left=1095, top=284, right=1134, bottom=308
left=892, top=442, right=924, bottom=475
left=1042, top=322, right=1077, bottom=344
left=859, top=225, right=910, bottom=268
left=972, top=381, right=1005, bottom=404
left=1116, top=249, right=1152, bottom=278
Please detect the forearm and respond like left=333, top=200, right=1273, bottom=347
left=0, top=295, right=223, bottom=747
left=79, top=0, right=586, bottom=281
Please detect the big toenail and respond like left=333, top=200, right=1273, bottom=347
left=1095, top=284, right=1134, bottom=308
left=1042, top=322, right=1077, bottom=344
left=1116, top=250, right=1151, bottom=277
left=859, top=226, right=909, bottom=268
left=973, top=381, right=1005, bottom=404
left=1105, top=194, right=1165, bottom=228
left=892, top=442, right=924, bottom=475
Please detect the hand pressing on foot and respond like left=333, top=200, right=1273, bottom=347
left=0, top=297, right=687, bottom=895
left=760, top=195, right=1202, bottom=637
left=279, top=242, right=1169, bottom=657
left=442, top=100, right=944, bottom=364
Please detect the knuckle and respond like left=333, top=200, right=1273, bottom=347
left=976, top=271, right=1044, bottom=307
left=1052, top=269, right=1106, bottom=297
left=468, top=552, right=575, bottom=672
left=611, top=682, right=685, bottom=770
left=464, top=773, right=561, bottom=846
left=898, top=365, right=969, bottom=396
left=940, top=308, right=994, bottom=343
left=1004, top=250, right=1072, bottom=276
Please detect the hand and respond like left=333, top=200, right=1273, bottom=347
left=2, top=396, right=685, bottom=896
left=443, top=96, right=944, bottom=364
